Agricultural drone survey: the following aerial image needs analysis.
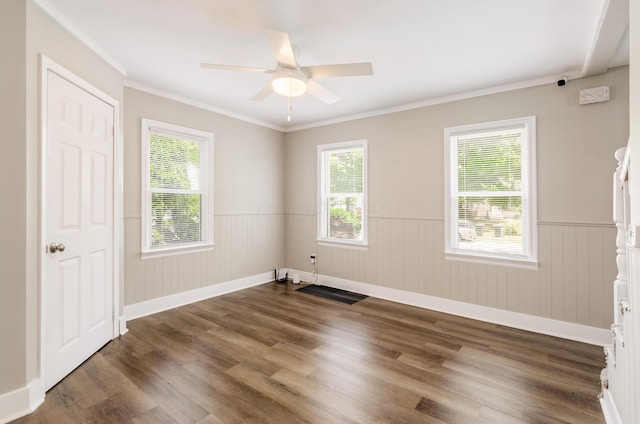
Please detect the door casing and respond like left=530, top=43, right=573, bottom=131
left=39, top=55, right=123, bottom=393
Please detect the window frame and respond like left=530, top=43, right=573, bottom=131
left=317, top=139, right=368, bottom=247
left=444, top=116, right=537, bottom=268
left=141, top=118, right=214, bottom=258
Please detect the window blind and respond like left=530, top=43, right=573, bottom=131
left=318, top=141, right=367, bottom=244
left=456, top=128, right=526, bottom=255
left=141, top=118, right=213, bottom=255
left=445, top=116, right=536, bottom=265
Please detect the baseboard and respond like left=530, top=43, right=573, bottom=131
left=599, top=388, right=623, bottom=424
left=124, top=271, right=273, bottom=321
left=2, top=270, right=611, bottom=424
left=126, top=268, right=610, bottom=345
left=119, top=315, right=128, bottom=336
left=292, top=270, right=611, bottom=346
left=0, top=379, right=44, bottom=424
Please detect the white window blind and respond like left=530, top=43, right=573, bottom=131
left=445, top=117, right=537, bottom=266
left=318, top=140, right=367, bottom=245
left=142, top=119, right=213, bottom=256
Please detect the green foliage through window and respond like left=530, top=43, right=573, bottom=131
left=319, top=142, right=367, bottom=243
left=329, top=150, right=363, bottom=193
left=149, top=134, right=203, bottom=247
left=447, top=119, right=534, bottom=260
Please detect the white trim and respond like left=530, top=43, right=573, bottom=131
left=125, top=80, right=283, bottom=132
left=23, top=0, right=589, bottom=136
left=444, top=251, right=539, bottom=270
left=113, top=73, right=124, bottom=339
left=599, top=389, right=624, bottom=424
left=119, top=315, right=128, bottom=336
left=124, top=271, right=272, bottom=321
left=286, top=72, right=582, bottom=132
left=581, top=0, right=629, bottom=77
left=30, top=0, right=602, bottom=136
left=0, top=379, right=44, bottom=424
left=291, top=270, right=611, bottom=346
left=141, top=244, right=214, bottom=260
left=317, top=139, right=368, bottom=246
left=32, top=0, right=127, bottom=76
left=619, top=141, right=630, bottom=183
left=140, top=118, right=214, bottom=256
left=317, top=240, right=370, bottom=250
left=444, top=116, right=538, bottom=266
left=39, top=55, right=121, bottom=394
left=128, top=68, right=586, bottom=134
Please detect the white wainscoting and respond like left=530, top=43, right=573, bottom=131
left=286, top=215, right=616, bottom=331
left=124, top=213, right=285, bottom=306
left=124, top=271, right=273, bottom=320
left=290, top=269, right=610, bottom=346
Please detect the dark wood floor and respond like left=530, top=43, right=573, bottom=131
left=15, top=282, right=605, bottom=423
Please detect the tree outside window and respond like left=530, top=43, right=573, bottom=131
left=445, top=116, right=537, bottom=266
left=318, top=140, right=367, bottom=245
left=149, top=135, right=203, bottom=247
left=141, top=119, right=213, bottom=256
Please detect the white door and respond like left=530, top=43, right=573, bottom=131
left=44, top=70, right=114, bottom=390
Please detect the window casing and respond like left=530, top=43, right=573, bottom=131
left=141, top=119, right=213, bottom=257
left=444, top=116, right=537, bottom=267
left=318, top=140, right=368, bottom=246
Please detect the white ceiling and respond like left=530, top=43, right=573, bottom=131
left=37, top=0, right=629, bottom=130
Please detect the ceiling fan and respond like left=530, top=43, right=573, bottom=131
left=200, top=29, right=373, bottom=105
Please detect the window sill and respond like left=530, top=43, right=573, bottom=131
left=317, top=238, right=369, bottom=250
left=445, top=250, right=538, bottom=270
left=141, top=243, right=214, bottom=259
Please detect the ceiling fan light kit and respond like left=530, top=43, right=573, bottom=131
left=272, top=69, right=307, bottom=97
left=200, top=28, right=373, bottom=121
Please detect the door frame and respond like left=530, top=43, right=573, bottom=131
left=39, top=55, right=123, bottom=392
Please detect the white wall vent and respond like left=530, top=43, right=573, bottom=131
left=579, top=86, right=610, bottom=105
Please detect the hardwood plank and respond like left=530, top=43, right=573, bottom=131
left=77, top=393, right=142, bottom=424
left=104, top=351, right=209, bottom=423
left=13, top=282, right=605, bottom=424
left=415, top=396, right=481, bottom=423
left=226, top=363, right=355, bottom=424
left=131, top=406, right=179, bottom=424
left=271, top=367, right=378, bottom=423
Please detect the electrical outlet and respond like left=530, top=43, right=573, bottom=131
left=310, top=254, right=316, bottom=264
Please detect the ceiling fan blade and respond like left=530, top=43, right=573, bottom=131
left=200, top=63, right=272, bottom=73
left=250, top=82, right=273, bottom=101
left=306, top=80, right=340, bottom=104
left=264, top=29, right=297, bottom=68
left=302, top=62, right=373, bottom=79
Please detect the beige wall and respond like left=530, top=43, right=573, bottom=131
left=123, top=88, right=285, bottom=305
left=1, top=0, right=286, bottom=403
left=0, top=0, right=632, bottom=409
left=25, top=0, right=126, bottom=389
left=0, top=0, right=125, bottom=396
left=0, top=0, right=28, bottom=395
left=285, top=67, right=629, bottom=329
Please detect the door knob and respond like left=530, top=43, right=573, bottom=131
left=49, top=243, right=66, bottom=253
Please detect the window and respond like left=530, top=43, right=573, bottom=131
left=141, top=119, right=213, bottom=257
left=444, top=116, right=537, bottom=267
left=318, top=140, right=367, bottom=246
